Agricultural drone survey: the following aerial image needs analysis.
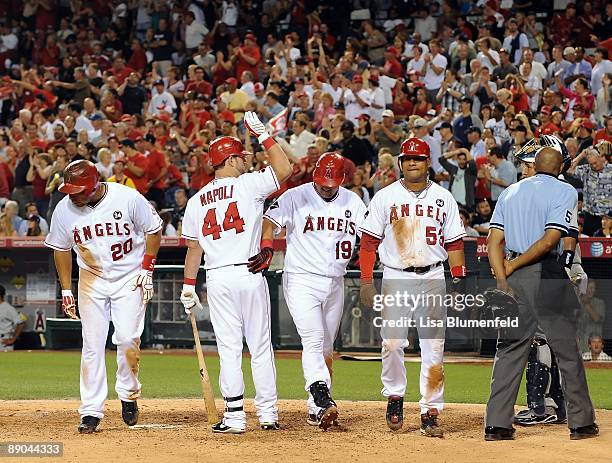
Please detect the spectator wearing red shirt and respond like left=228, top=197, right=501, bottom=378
left=185, top=66, right=213, bottom=96
left=0, top=160, right=13, bottom=200
left=233, top=33, right=261, bottom=81
left=594, top=117, right=612, bottom=144
left=35, top=0, right=57, bottom=31
left=548, top=3, right=576, bottom=47
left=37, top=35, right=60, bottom=67
left=187, top=149, right=214, bottom=194
left=110, top=57, right=135, bottom=85
left=136, top=135, right=168, bottom=207
left=556, top=76, right=595, bottom=120
left=127, top=39, right=147, bottom=75
left=26, top=153, right=52, bottom=217
left=120, top=139, right=150, bottom=194
left=383, top=47, right=403, bottom=79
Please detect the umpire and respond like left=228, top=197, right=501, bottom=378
left=484, top=147, right=598, bottom=441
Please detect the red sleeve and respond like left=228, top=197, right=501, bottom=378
left=359, top=233, right=381, bottom=282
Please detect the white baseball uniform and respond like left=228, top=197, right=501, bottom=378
left=181, top=166, right=280, bottom=429
left=359, top=180, right=465, bottom=414
left=264, top=183, right=367, bottom=415
left=44, top=182, right=163, bottom=419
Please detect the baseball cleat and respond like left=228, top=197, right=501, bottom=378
left=260, top=422, right=280, bottom=430
left=386, top=395, right=404, bottom=431
left=308, top=381, right=338, bottom=431
left=570, top=424, right=599, bottom=440
left=514, top=408, right=558, bottom=426
left=484, top=426, right=515, bottom=441
left=308, top=413, right=339, bottom=427
left=78, top=416, right=100, bottom=434
left=121, top=400, right=139, bottom=426
left=317, top=405, right=338, bottom=431
left=212, top=422, right=246, bottom=434
left=420, top=409, right=443, bottom=438
left=307, top=413, right=320, bottom=426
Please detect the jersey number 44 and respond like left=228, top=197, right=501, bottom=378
left=202, top=202, right=245, bottom=239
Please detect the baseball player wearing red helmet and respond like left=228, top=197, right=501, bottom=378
left=45, top=160, right=163, bottom=434
left=260, top=152, right=367, bottom=429
left=358, top=137, right=467, bottom=437
left=179, top=112, right=292, bottom=433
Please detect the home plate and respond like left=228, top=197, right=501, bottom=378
left=129, top=424, right=185, bottom=430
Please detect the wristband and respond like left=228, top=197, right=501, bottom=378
left=561, top=250, right=575, bottom=269
left=261, top=136, right=276, bottom=150
left=142, top=254, right=156, bottom=271
left=450, top=265, right=467, bottom=278
left=184, top=277, right=197, bottom=285
left=261, top=239, right=273, bottom=249
left=61, top=289, right=73, bottom=296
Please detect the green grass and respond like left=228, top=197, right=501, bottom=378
left=1, top=351, right=611, bottom=409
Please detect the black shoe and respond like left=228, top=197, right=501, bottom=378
left=420, top=409, right=443, bottom=437
left=121, top=400, right=139, bottom=426
left=308, top=381, right=338, bottom=431
left=260, top=422, right=280, bottom=430
left=78, top=416, right=100, bottom=434
left=386, top=396, right=404, bottom=431
left=211, top=421, right=245, bottom=434
left=484, top=426, right=515, bottom=441
left=570, top=424, right=599, bottom=440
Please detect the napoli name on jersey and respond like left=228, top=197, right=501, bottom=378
left=359, top=180, right=465, bottom=269
left=181, top=166, right=280, bottom=269
left=44, top=182, right=163, bottom=280
left=264, top=183, right=368, bottom=277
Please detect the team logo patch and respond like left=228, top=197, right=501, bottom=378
left=113, top=211, right=122, bottom=220
left=345, top=210, right=351, bottom=218
left=436, top=199, right=444, bottom=207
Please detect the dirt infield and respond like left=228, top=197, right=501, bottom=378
left=0, top=400, right=609, bottom=463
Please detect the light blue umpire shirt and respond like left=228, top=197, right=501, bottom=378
left=489, top=173, right=577, bottom=254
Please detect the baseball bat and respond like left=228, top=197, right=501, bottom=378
left=190, top=313, right=219, bottom=423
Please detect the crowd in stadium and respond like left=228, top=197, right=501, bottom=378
left=0, top=0, right=610, bottom=241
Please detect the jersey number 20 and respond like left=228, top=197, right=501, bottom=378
left=111, top=238, right=134, bottom=261
left=202, top=201, right=245, bottom=240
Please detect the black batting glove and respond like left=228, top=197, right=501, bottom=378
left=247, top=247, right=274, bottom=273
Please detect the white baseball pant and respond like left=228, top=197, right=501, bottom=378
left=206, top=265, right=278, bottom=429
left=282, top=272, right=344, bottom=415
left=78, top=268, right=146, bottom=419
left=379, top=265, right=446, bottom=414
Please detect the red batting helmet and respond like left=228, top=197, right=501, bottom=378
left=399, top=137, right=431, bottom=160
left=313, top=152, right=345, bottom=188
left=59, top=160, right=100, bottom=195
left=209, top=136, right=246, bottom=167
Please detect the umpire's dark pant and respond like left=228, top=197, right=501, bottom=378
left=485, top=255, right=596, bottom=430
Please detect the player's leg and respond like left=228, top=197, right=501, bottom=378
left=241, top=271, right=279, bottom=427
left=380, top=272, right=410, bottom=431
left=318, top=275, right=345, bottom=426
left=108, top=272, right=147, bottom=425
left=515, top=336, right=560, bottom=425
left=206, top=269, right=248, bottom=432
left=283, top=272, right=331, bottom=425
left=77, top=270, right=111, bottom=426
left=414, top=272, right=446, bottom=437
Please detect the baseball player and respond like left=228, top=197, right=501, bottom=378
left=179, top=111, right=292, bottom=434
left=44, top=160, right=163, bottom=434
left=260, top=152, right=367, bottom=430
left=485, top=146, right=598, bottom=441
left=358, top=138, right=467, bottom=437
